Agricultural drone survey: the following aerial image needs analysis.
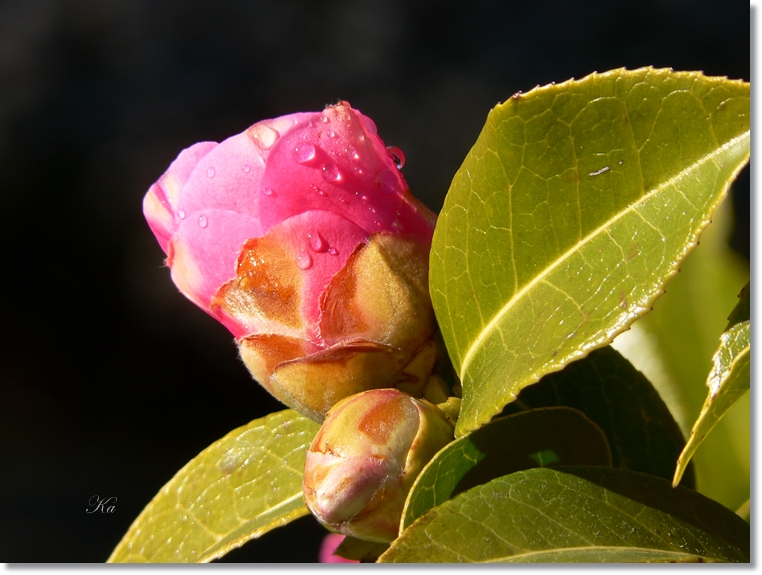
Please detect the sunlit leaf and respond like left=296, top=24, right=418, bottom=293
left=502, top=346, right=694, bottom=486
left=429, top=67, right=750, bottom=436
left=108, top=410, right=320, bottom=563
left=612, top=200, right=749, bottom=509
left=382, top=467, right=750, bottom=563
left=673, top=320, right=750, bottom=486
left=401, top=407, right=611, bottom=530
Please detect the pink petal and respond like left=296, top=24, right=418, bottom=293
left=167, top=209, right=264, bottom=318
left=144, top=142, right=218, bottom=254
left=318, top=534, right=358, bottom=563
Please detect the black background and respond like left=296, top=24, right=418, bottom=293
left=0, top=0, right=750, bottom=563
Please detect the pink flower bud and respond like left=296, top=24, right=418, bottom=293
left=143, top=102, right=438, bottom=421
left=303, top=389, right=454, bottom=543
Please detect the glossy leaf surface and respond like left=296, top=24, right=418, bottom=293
left=401, top=407, right=611, bottom=530
left=108, top=410, right=320, bottom=563
left=382, top=467, right=750, bottom=563
left=673, top=320, right=750, bottom=486
left=429, top=67, right=751, bottom=436
left=502, top=346, right=693, bottom=486
left=612, top=200, right=749, bottom=508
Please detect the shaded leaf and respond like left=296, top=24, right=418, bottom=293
left=502, top=346, right=694, bottom=487
left=429, top=67, right=750, bottom=436
left=382, top=467, right=750, bottom=563
left=335, top=536, right=389, bottom=562
left=673, top=320, right=750, bottom=486
left=401, top=407, right=611, bottom=530
left=108, top=410, right=320, bottom=563
left=725, top=280, right=750, bottom=330
left=612, top=200, right=749, bottom=509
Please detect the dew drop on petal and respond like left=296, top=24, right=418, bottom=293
left=386, top=146, right=406, bottom=169
left=320, top=114, right=330, bottom=124
left=360, top=194, right=369, bottom=202
left=296, top=250, right=313, bottom=270
left=198, top=214, right=208, bottom=228
left=376, top=169, right=398, bottom=194
left=247, top=124, right=280, bottom=150
left=321, top=162, right=341, bottom=182
left=263, top=187, right=275, bottom=197
left=312, top=184, right=327, bottom=197
left=328, top=247, right=338, bottom=256
left=344, top=146, right=359, bottom=160
left=309, top=232, right=328, bottom=253
left=360, top=115, right=377, bottom=135
left=206, top=167, right=216, bottom=178
left=327, top=130, right=336, bottom=138
left=242, top=164, right=250, bottom=173
left=177, top=209, right=186, bottom=220
left=293, top=142, right=316, bottom=164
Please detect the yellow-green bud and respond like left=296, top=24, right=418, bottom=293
left=302, top=388, right=454, bottom=542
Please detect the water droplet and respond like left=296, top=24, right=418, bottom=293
left=247, top=124, right=280, bottom=150
left=198, top=214, right=208, bottom=228
left=320, top=114, right=330, bottom=124
left=393, top=219, right=405, bottom=231
left=369, top=207, right=377, bottom=214
left=386, top=146, right=406, bottom=169
left=327, top=129, right=336, bottom=138
left=321, top=162, right=341, bottom=182
left=376, top=169, right=398, bottom=194
left=177, top=209, right=186, bottom=220
left=312, top=184, right=327, bottom=197
left=359, top=193, right=369, bottom=202
left=328, top=247, right=338, bottom=256
left=360, top=115, right=377, bottom=135
left=293, top=142, right=316, bottom=164
left=242, top=164, right=250, bottom=173
left=345, top=146, right=359, bottom=160
left=206, top=167, right=216, bottom=178
left=263, top=187, right=275, bottom=197
left=296, top=250, right=313, bottom=270
left=308, top=232, right=328, bottom=253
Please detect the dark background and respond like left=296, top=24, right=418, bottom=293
left=0, top=0, right=750, bottom=563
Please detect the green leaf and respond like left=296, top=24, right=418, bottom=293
left=335, top=537, right=389, bottom=562
left=401, top=407, right=611, bottom=530
left=502, top=346, right=694, bottom=487
left=673, top=320, right=750, bottom=486
left=382, top=467, right=750, bottom=563
left=611, top=199, right=749, bottom=509
left=429, top=67, right=750, bottom=437
left=725, top=280, right=750, bottom=330
left=108, top=410, right=320, bottom=563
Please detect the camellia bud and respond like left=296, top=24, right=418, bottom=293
left=143, top=102, right=439, bottom=421
left=302, top=389, right=454, bottom=542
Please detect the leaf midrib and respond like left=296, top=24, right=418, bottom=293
left=457, top=131, right=750, bottom=381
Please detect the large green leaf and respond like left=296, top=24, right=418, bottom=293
left=108, top=410, right=320, bottom=563
left=673, top=320, right=750, bottom=486
left=611, top=200, right=749, bottom=509
left=401, top=407, right=611, bottom=530
left=502, top=346, right=694, bottom=486
left=429, top=67, right=750, bottom=436
left=381, top=467, right=750, bottom=563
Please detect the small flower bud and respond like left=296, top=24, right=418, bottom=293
left=302, top=388, right=454, bottom=542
